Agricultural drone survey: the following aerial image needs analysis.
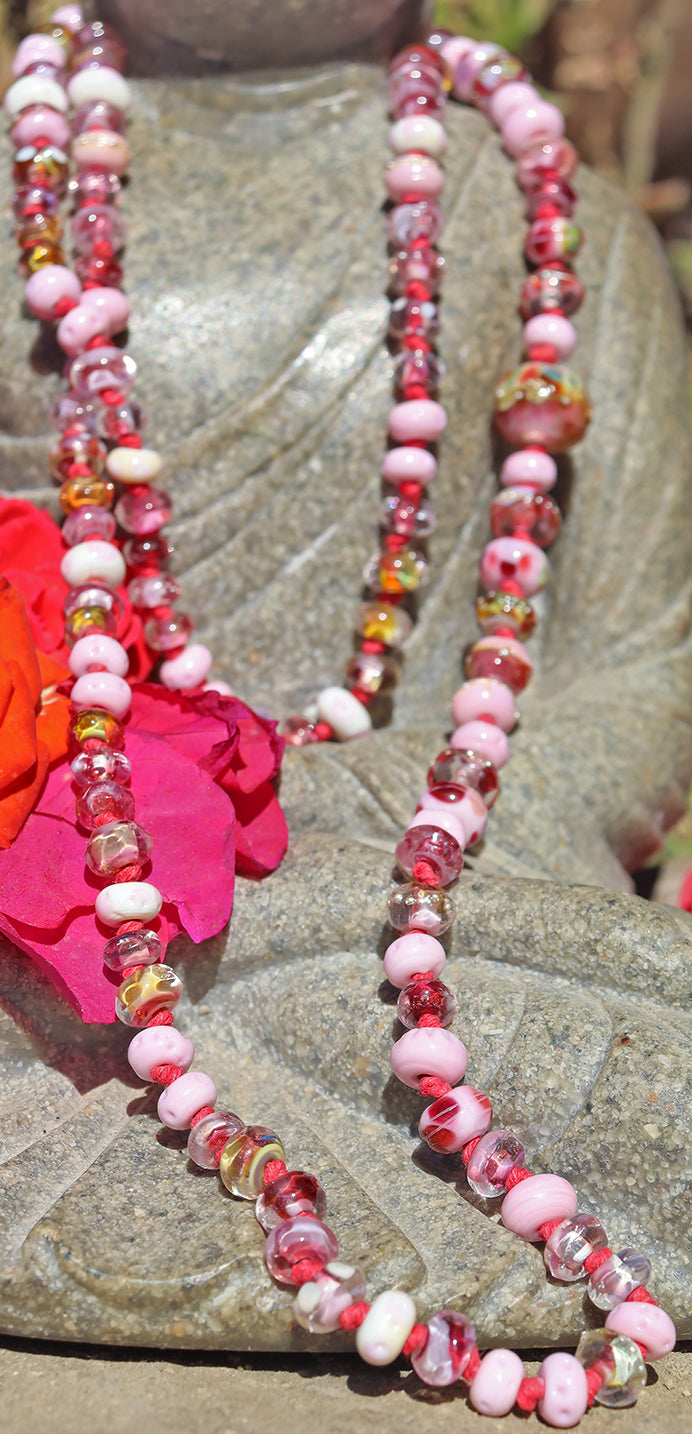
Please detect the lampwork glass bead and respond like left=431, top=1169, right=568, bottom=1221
left=75, top=777, right=135, bottom=829
left=380, top=494, right=436, bottom=539
left=71, top=202, right=127, bottom=254
left=16, top=212, right=63, bottom=249
left=494, top=361, right=591, bottom=454
left=50, top=430, right=107, bottom=481
left=265, top=1214, right=338, bottom=1286
left=388, top=296, right=439, bottom=342
left=392, top=348, right=445, bottom=398
left=115, top=964, right=183, bottom=1027
left=395, top=822, right=464, bottom=886
left=67, top=707, right=125, bottom=756
left=143, top=612, right=195, bottom=653
left=387, top=882, right=456, bottom=937
left=127, top=573, right=182, bottom=609
left=280, top=715, right=320, bottom=746
left=575, top=1329, right=647, bottom=1408
left=115, top=485, right=172, bottom=536
left=419, top=1086, right=492, bottom=1153
left=70, top=96, right=125, bottom=134
left=64, top=583, right=123, bottom=622
left=476, top=590, right=536, bottom=638
left=51, top=390, right=99, bottom=433
left=490, top=488, right=561, bottom=547
left=396, top=977, right=457, bottom=1029
left=588, top=1249, right=652, bottom=1310
left=102, top=399, right=147, bottom=442
left=410, top=1309, right=477, bottom=1387
left=465, top=1129, right=525, bottom=1197
left=387, top=199, right=444, bottom=247
left=390, top=82, right=445, bottom=122
left=515, top=136, right=579, bottom=191
left=388, top=247, right=445, bottom=297
left=62, top=506, right=116, bottom=547
left=255, top=1170, right=327, bottom=1233
left=427, top=746, right=499, bottom=807
left=465, top=636, right=533, bottom=694
left=219, top=1126, right=286, bottom=1199
left=13, top=182, right=60, bottom=219
left=356, top=602, right=413, bottom=647
left=525, top=216, right=583, bottom=266
left=13, top=144, right=69, bottom=191
left=102, top=926, right=161, bottom=973
left=294, top=1261, right=367, bottom=1334
left=68, top=166, right=122, bottom=209
left=124, top=534, right=173, bottom=570
left=21, top=240, right=68, bottom=273
left=519, top=266, right=585, bottom=320
left=64, top=605, right=117, bottom=645
left=345, top=650, right=401, bottom=696
left=544, top=1214, right=608, bottom=1281
left=71, top=746, right=131, bottom=790
left=75, top=252, right=124, bottom=288
left=72, top=32, right=127, bottom=74
left=187, top=1111, right=245, bottom=1170
left=69, top=345, right=136, bottom=398
left=525, top=178, right=577, bottom=221
left=85, top=819, right=152, bottom=876
left=59, top=473, right=115, bottom=514
left=473, top=53, right=528, bottom=105
left=363, top=547, right=427, bottom=595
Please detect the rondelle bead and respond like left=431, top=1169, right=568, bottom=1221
left=85, top=819, right=152, bottom=877
left=380, top=493, right=436, bottom=539
left=519, top=266, right=585, bottom=321
left=160, top=644, right=214, bottom=693
left=410, top=1309, right=477, bottom=1387
left=67, top=65, right=130, bottom=110
left=68, top=634, right=129, bottom=679
left=187, top=1111, right=245, bottom=1169
left=385, top=154, right=445, bottom=203
left=383, top=931, right=446, bottom=987
left=13, top=33, right=67, bottom=76
left=66, top=578, right=122, bottom=620
left=451, top=678, right=517, bottom=733
left=51, top=4, right=84, bottom=30
left=389, top=244, right=445, bottom=296
left=356, top=602, right=412, bottom=647
left=265, top=1215, right=339, bottom=1286
left=501, top=1174, right=578, bottom=1242
left=72, top=128, right=130, bottom=175
left=380, top=445, right=437, bottom=485
left=10, top=105, right=70, bottom=150
left=387, top=197, right=444, bottom=247
left=387, top=882, right=456, bottom=937
left=544, top=1214, right=608, bottom=1282
left=392, top=348, right=445, bottom=399
left=525, top=216, right=582, bottom=267
left=480, top=535, right=549, bottom=598
left=69, top=344, right=136, bottom=399
left=500, top=447, right=557, bottom=491
left=127, top=1024, right=194, bottom=1081
left=5, top=74, right=68, bottom=114
left=60, top=538, right=125, bottom=590
left=515, top=136, right=579, bottom=191
left=255, top=1170, right=327, bottom=1233
left=345, top=651, right=401, bottom=697
left=144, top=612, right=195, bottom=653
left=575, top=1328, right=647, bottom=1408
left=67, top=707, right=124, bottom=756
left=487, top=79, right=541, bottom=126
left=465, top=635, right=533, bottom=694
left=115, top=485, right=171, bottom=536
left=95, top=879, right=162, bottom=927
left=364, top=545, right=427, bottom=595
left=390, top=1026, right=467, bottom=1089
left=537, top=1351, right=588, bottom=1428
left=106, top=446, right=162, bottom=485
left=75, top=777, right=135, bottom=829
left=427, top=746, right=499, bottom=807
left=56, top=302, right=110, bottom=358
left=395, top=815, right=464, bottom=886
left=451, top=720, right=510, bottom=771
left=397, top=977, right=456, bottom=1029
left=79, top=284, right=130, bottom=332
left=294, top=1262, right=367, bottom=1334
left=490, top=489, right=561, bottom=548
left=158, top=1071, right=217, bottom=1130
left=128, top=574, right=182, bottom=609
left=388, top=114, right=447, bottom=157
left=25, top=261, right=81, bottom=321
left=71, top=746, right=131, bottom=790
left=502, top=98, right=565, bottom=158
left=605, top=1302, right=676, bottom=1361
left=418, top=786, right=488, bottom=846
left=494, top=362, right=591, bottom=454
left=524, top=312, right=577, bottom=361
left=419, top=1086, right=492, bottom=1153
left=476, top=587, right=537, bottom=636
left=389, top=295, right=439, bottom=344
left=469, top=1348, right=525, bottom=1416
left=124, top=534, right=173, bottom=570
left=219, top=1126, right=286, bottom=1200
left=115, top=963, right=183, bottom=1027
left=387, top=398, right=447, bottom=444
left=102, top=926, right=161, bottom=973
left=71, top=671, right=131, bottom=719
left=466, top=1130, right=525, bottom=1197
left=588, top=1249, right=651, bottom=1310
left=355, top=1290, right=417, bottom=1366
left=59, top=474, right=115, bottom=515
left=452, top=41, right=505, bottom=101
left=315, top=686, right=372, bottom=740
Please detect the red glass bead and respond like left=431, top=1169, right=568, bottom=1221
left=525, top=179, right=577, bottom=221
left=255, top=1170, right=327, bottom=1233
left=396, top=977, right=457, bottom=1029
left=490, top=488, right=561, bottom=547
left=123, top=534, right=173, bottom=570
left=525, top=216, right=583, bottom=266
left=465, top=637, right=532, bottom=694
left=427, top=747, right=499, bottom=808
left=519, top=265, right=585, bottom=320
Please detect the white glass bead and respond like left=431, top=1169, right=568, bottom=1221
left=355, top=1290, right=417, bottom=1366
left=67, top=66, right=131, bottom=110
left=60, top=539, right=126, bottom=589
left=106, top=447, right=162, bottom=484
left=95, top=880, right=163, bottom=927
left=4, top=74, right=68, bottom=115
left=315, top=686, right=372, bottom=740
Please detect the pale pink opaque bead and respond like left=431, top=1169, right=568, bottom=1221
left=451, top=719, right=510, bottom=770
left=469, top=1348, right=525, bottom=1416
left=389, top=115, right=447, bottom=159
left=25, top=263, right=81, bottom=322
left=452, top=42, right=503, bottom=102
left=451, top=678, right=517, bottom=733
left=157, top=1071, right=217, bottom=1130
left=439, top=36, right=475, bottom=73
left=388, top=399, right=447, bottom=444
left=127, top=1025, right=194, bottom=1081
left=605, top=1303, right=676, bottom=1361
left=419, top=788, right=488, bottom=846
left=537, top=1352, right=588, bottom=1428
left=404, top=807, right=466, bottom=848
left=57, top=303, right=109, bottom=357
left=501, top=1173, right=578, bottom=1242
left=13, top=34, right=66, bottom=76
left=385, top=154, right=445, bottom=203
left=380, top=446, right=437, bottom=485
left=10, top=105, right=71, bottom=149
left=479, top=535, right=549, bottom=597
left=79, top=285, right=130, bottom=333
left=524, top=313, right=577, bottom=360
left=159, top=643, right=213, bottom=691
left=383, top=932, right=446, bottom=987
left=71, top=671, right=131, bottom=718
left=72, top=128, right=131, bottom=174
left=68, top=633, right=128, bottom=678
left=502, top=100, right=565, bottom=159
left=500, top=448, right=557, bottom=492
left=390, top=1026, right=467, bottom=1089
left=488, top=81, right=540, bottom=128
left=50, top=4, right=84, bottom=30
left=204, top=679, right=234, bottom=696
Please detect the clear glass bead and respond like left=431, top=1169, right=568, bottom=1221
left=465, top=637, right=532, bottom=694
left=123, top=534, right=173, bottom=570
left=345, top=650, right=401, bottom=696
left=13, top=183, right=60, bottom=219
left=101, top=399, right=147, bottom=442
left=67, top=708, right=125, bottom=757
left=62, top=505, right=116, bottom=546
left=387, top=882, right=456, bottom=937
left=392, top=348, right=445, bottom=398
left=490, top=488, right=561, bottom=548
left=71, top=748, right=132, bottom=790
left=388, top=296, right=439, bottom=343
left=64, top=583, right=123, bottom=621
left=143, top=612, right=194, bottom=653
left=69, top=345, right=136, bottom=399
left=588, top=1250, right=652, bottom=1311
left=219, top=1126, right=286, bottom=1199
left=388, top=246, right=445, bottom=297
left=64, top=605, right=117, bottom=646
left=465, top=1129, right=525, bottom=1197
left=410, top=1309, right=477, bottom=1387
left=544, top=1214, right=608, bottom=1282
left=127, top=573, right=181, bottom=608
left=427, top=747, right=499, bottom=808
left=293, top=1261, right=367, bottom=1334
left=519, top=266, right=585, bottom=320
left=387, top=199, right=444, bottom=248
left=115, top=964, right=183, bottom=1027
left=576, top=1329, right=647, bottom=1408
left=355, top=602, right=412, bottom=647
left=51, top=390, right=99, bottom=433
left=75, top=778, right=135, bottom=830
left=71, top=105, right=126, bottom=141
left=102, top=927, right=162, bottom=973
left=85, top=819, right=153, bottom=876
left=265, top=1215, right=339, bottom=1286
left=280, top=715, right=320, bottom=746
left=68, top=167, right=122, bottom=205
left=396, top=977, right=456, bottom=1029
left=395, top=823, right=463, bottom=886
left=49, top=431, right=107, bottom=482
left=115, top=486, right=172, bottom=537
left=71, top=203, right=127, bottom=255
left=380, top=494, right=436, bottom=538
left=255, top=1169, right=327, bottom=1232
left=187, top=1111, right=245, bottom=1170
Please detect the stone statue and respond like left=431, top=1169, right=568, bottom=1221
left=0, top=0, right=691, bottom=1359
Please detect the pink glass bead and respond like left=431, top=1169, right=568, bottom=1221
left=419, top=1086, right=492, bottom=1154
left=391, top=1026, right=467, bottom=1089
left=79, top=284, right=130, bottom=332
left=465, top=635, right=533, bottom=696
left=396, top=815, right=464, bottom=886
left=128, top=574, right=181, bottom=608
left=387, top=198, right=444, bottom=247
left=143, top=612, right=195, bottom=654
left=294, top=1262, right=367, bottom=1334
left=515, top=136, right=579, bottom=191
left=418, top=786, right=488, bottom=846
left=389, top=244, right=445, bottom=296
left=469, top=1348, right=525, bottom=1416
left=72, top=34, right=127, bottom=74
left=451, top=720, right=510, bottom=770
left=75, top=250, right=124, bottom=288
left=127, top=1025, right=194, bottom=1081
left=69, top=167, right=122, bottom=208
left=13, top=34, right=66, bottom=76
left=72, top=129, right=130, bottom=177
left=51, top=5, right=85, bottom=31
left=544, top=1214, right=607, bottom=1281
left=451, top=678, right=517, bottom=733
left=387, top=881, right=456, bottom=937
left=50, top=430, right=107, bottom=482
left=255, top=1170, right=327, bottom=1233
left=502, top=99, right=565, bottom=158
left=69, top=345, right=135, bottom=399
left=392, top=348, right=444, bottom=398
left=385, top=154, right=444, bottom=203
left=71, top=670, right=131, bottom=718
left=51, top=390, right=98, bottom=434
left=588, top=1249, right=651, bottom=1310
left=388, top=296, right=439, bottom=344
left=25, top=262, right=81, bottom=321
left=524, top=313, right=577, bottom=361
left=71, top=97, right=125, bottom=135
left=380, top=494, right=436, bottom=538
left=68, top=632, right=128, bottom=677
left=488, top=80, right=540, bottom=128
left=500, top=448, right=557, bottom=492
left=280, top=715, right=319, bottom=747
left=428, top=746, right=499, bottom=807
left=519, top=266, right=585, bottom=320
left=158, top=1071, right=217, bottom=1130
left=453, top=42, right=504, bottom=102
left=380, top=445, right=437, bottom=486
left=10, top=105, right=70, bottom=149
left=62, top=505, right=116, bottom=545
left=264, top=1215, right=338, bottom=1286
left=466, top=1129, right=525, bottom=1197
left=473, top=54, right=529, bottom=109
left=501, top=1173, right=577, bottom=1242
left=480, top=535, right=549, bottom=597
left=187, top=1110, right=245, bottom=1169
left=605, top=1303, right=676, bottom=1361
left=410, top=1309, right=477, bottom=1387
left=397, top=977, right=456, bottom=1029
left=390, top=81, right=445, bottom=123
left=383, top=931, right=446, bottom=987
left=525, top=177, right=577, bottom=220
left=160, top=643, right=213, bottom=691
left=538, top=1352, right=588, bottom=1428
left=124, top=534, right=173, bottom=570
left=490, top=488, right=561, bottom=547
left=85, top=818, right=152, bottom=876
left=115, top=486, right=172, bottom=536
left=13, top=182, right=60, bottom=218
left=71, top=201, right=126, bottom=253
left=75, top=777, right=135, bottom=830
left=526, top=215, right=582, bottom=266
left=345, top=650, right=401, bottom=697
left=71, top=746, right=131, bottom=789
left=102, top=926, right=161, bottom=973
left=388, top=399, right=447, bottom=444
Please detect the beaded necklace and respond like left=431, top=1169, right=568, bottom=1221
left=3, top=8, right=678, bottom=1422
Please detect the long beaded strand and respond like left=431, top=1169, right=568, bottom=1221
left=3, top=10, right=678, bottom=1422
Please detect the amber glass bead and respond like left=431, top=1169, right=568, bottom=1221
left=476, top=591, right=536, bottom=638
left=356, top=601, right=413, bottom=647
left=64, top=605, right=117, bottom=646
left=15, top=213, right=63, bottom=250
left=21, top=241, right=67, bottom=273
left=219, top=1126, right=286, bottom=1200
left=345, top=650, right=401, bottom=696
left=67, top=707, right=125, bottom=757
left=59, top=474, right=116, bottom=514
left=115, top=964, right=183, bottom=1028
left=50, top=433, right=108, bottom=482
left=13, top=145, right=69, bottom=191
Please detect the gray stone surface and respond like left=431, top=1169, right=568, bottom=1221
left=0, top=55, right=691, bottom=1369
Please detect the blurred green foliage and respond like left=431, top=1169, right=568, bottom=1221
left=434, top=0, right=559, bottom=54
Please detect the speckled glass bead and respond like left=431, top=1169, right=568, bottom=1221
left=265, top=1215, right=339, bottom=1285
left=427, top=747, right=499, bottom=808
left=465, top=636, right=533, bottom=694
left=380, top=494, right=436, bottom=539
left=143, top=612, right=195, bottom=653
left=489, top=488, right=561, bottom=547
left=395, top=820, right=464, bottom=886
left=392, top=348, right=445, bottom=398
left=544, top=1214, right=608, bottom=1282
left=71, top=747, right=131, bottom=789
left=363, top=547, right=427, bottom=594
left=115, top=964, right=183, bottom=1027
left=410, top=1309, right=477, bottom=1387
left=396, top=977, right=456, bottom=1029
left=575, top=1329, right=647, bottom=1408
left=66, top=707, right=125, bottom=757
left=219, top=1126, right=286, bottom=1200
left=519, top=266, right=585, bottom=320
left=356, top=602, right=413, bottom=646
left=419, top=1086, right=492, bottom=1154
left=387, top=882, right=456, bottom=937
left=388, top=246, right=445, bottom=297
left=605, top=1303, right=677, bottom=1362
left=345, top=651, right=401, bottom=696
left=85, top=819, right=152, bottom=876
left=495, top=361, right=591, bottom=454
left=588, top=1249, right=651, bottom=1310
left=255, top=1170, right=327, bottom=1233
left=525, top=216, right=582, bottom=266
left=465, top=1129, right=525, bottom=1197
left=186, top=1111, right=245, bottom=1170
left=475, top=590, right=536, bottom=638
left=115, top=485, right=172, bottom=536
left=294, top=1262, right=368, bottom=1334
left=75, top=778, right=135, bottom=830
left=102, top=926, right=162, bottom=973
left=388, top=296, right=439, bottom=342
